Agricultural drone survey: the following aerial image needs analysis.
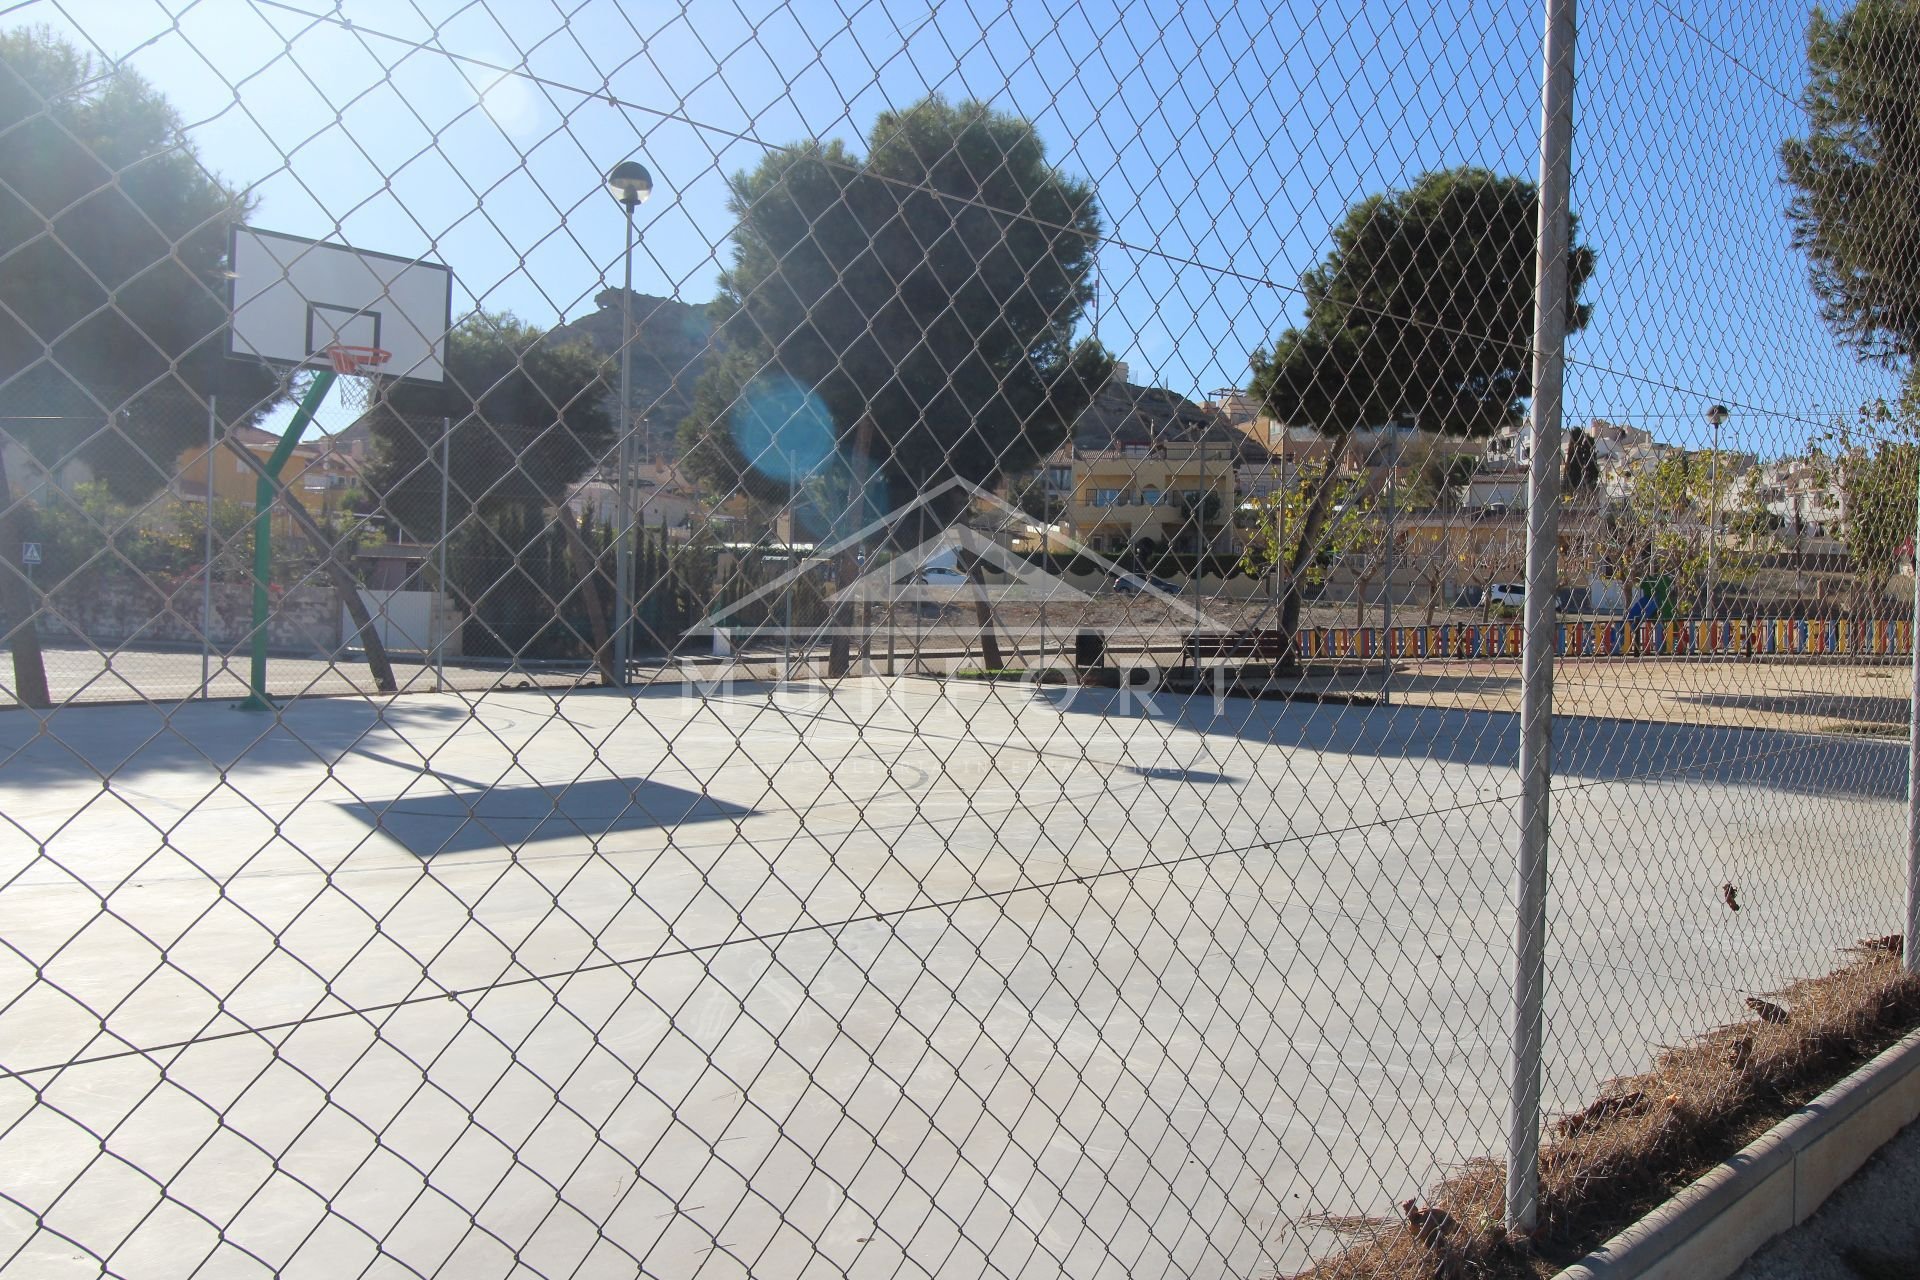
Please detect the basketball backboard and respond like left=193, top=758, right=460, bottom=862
left=228, top=226, right=452, bottom=384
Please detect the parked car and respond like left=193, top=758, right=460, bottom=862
left=1113, top=572, right=1182, bottom=596
left=911, top=565, right=969, bottom=587
left=1486, top=582, right=1526, bottom=607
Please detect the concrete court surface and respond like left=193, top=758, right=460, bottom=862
left=0, top=676, right=1906, bottom=1279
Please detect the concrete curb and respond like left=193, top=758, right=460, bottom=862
left=1553, top=1027, right=1920, bottom=1280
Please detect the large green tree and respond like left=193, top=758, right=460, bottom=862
left=0, top=26, right=280, bottom=498
left=1781, top=0, right=1920, bottom=365
left=1832, top=439, right=1916, bottom=613
left=1248, top=166, right=1595, bottom=663
left=677, top=95, right=1112, bottom=514
left=0, top=26, right=281, bottom=705
left=1807, top=395, right=1920, bottom=617
left=358, top=313, right=618, bottom=678
left=361, top=313, right=613, bottom=538
left=1608, top=449, right=1749, bottom=614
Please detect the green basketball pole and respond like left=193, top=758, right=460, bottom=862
left=238, top=370, right=335, bottom=711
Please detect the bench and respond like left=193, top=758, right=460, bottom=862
left=1181, top=629, right=1287, bottom=663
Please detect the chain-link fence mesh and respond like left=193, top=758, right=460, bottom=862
left=2, top=1, right=1918, bottom=1276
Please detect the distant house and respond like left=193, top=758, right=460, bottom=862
left=565, top=460, right=703, bottom=536
left=1062, top=441, right=1242, bottom=556
left=1463, top=467, right=1529, bottom=511
left=170, top=425, right=363, bottom=533
left=1751, top=453, right=1849, bottom=545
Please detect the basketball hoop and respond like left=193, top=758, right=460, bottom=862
left=324, top=343, right=391, bottom=409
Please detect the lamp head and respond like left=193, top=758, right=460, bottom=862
left=606, top=159, right=654, bottom=208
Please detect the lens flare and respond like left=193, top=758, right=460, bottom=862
left=729, top=374, right=837, bottom=484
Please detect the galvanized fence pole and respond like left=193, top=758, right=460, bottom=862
left=202, top=396, right=215, bottom=699
left=1907, top=463, right=1920, bottom=977
left=1506, top=0, right=1576, bottom=1236
left=1382, top=425, right=1398, bottom=705
left=438, top=415, right=451, bottom=693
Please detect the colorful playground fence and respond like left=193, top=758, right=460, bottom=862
left=1295, top=617, right=1915, bottom=661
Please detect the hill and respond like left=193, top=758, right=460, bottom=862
left=546, top=288, right=713, bottom=461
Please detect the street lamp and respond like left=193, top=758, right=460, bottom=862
left=605, top=159, right=655, bottom=685
left=1705, top=403, right=1729, bottom=620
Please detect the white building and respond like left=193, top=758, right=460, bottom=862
left=566, top=460, right=703, bottom=535
left=1750, top=453, right=1849, bottom=542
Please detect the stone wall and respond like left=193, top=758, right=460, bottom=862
left=38, top=575, right=344, bottom=653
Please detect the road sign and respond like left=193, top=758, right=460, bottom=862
left=20, top=542, right=40, bottom=566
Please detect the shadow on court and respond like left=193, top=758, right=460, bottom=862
left=1032, top=684, right=1910, bottom=802
left=339, top=776, right=755, bottom=857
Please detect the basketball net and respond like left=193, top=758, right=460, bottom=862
left=324, top=343, right=391, bottom=410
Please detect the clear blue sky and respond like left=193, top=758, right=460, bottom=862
left=14, top=0, right=1906, bottom=457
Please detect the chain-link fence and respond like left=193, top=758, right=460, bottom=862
left=3, top=1, right=1919, bottom=1276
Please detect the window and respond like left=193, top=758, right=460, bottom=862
left=1141, top=487, right=1160, bottom=506
left=1091, top=488, right=1122, bottom=508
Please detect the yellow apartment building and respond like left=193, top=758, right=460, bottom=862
left=1066, top=442, right=1240, bottom=555
left=171, top=426, right=363, bottom=532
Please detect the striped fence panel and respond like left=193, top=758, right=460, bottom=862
left=1286, top=618, right=1915, bottom=661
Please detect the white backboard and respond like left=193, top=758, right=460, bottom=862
left=228, top=226, right=452, bottom=384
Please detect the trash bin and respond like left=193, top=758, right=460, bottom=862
left=1074, top=630, right=1106, bottom=669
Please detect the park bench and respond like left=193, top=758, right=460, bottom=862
left=1181, top=629, right=1287, bottom=663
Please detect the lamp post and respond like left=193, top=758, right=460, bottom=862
left=1705, top=403, right=1729, bottom=620
left=605, top=159, right=654, bottom=685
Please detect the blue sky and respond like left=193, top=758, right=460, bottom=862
left=12, top=0, right=1906, bottom=457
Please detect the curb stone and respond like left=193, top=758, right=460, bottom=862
left=1552, top=1028, right=1920, bottom=1280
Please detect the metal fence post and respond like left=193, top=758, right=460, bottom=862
left=438, top=415, right=451, bottom=693
left=203, top=396, right=216, bottom=699
left=1382, top=424, right=1398, bottom=705
left=1907, top=462, right=1920, bottom=977
left=1507, top=0, right=1576, bottom=1236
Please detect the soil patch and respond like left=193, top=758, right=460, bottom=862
left=1284, top=944, right=1920, bottom=1279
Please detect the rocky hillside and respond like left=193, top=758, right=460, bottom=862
left=1071, top=377, right=1245, bottom=451
left=546, top=288, right=713, bottom=460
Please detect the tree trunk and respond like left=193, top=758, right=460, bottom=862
left=221, top=436, right=398, bottom=693
left=827, top=417, right=876, bottom=678
left=1275, top=444, right=1350, bottom=672
left=0, top=445, right=51, bottom=708
left=1355, top=573, right=1372, bottom=627
left=826, top=554, right=858, bottom=677
left=962, top=549, right=1005, bottom=671
left=1425, top=573, right=1440, bottom=627
left=559, top=507, right=617, bottom=685
left=316, top=544, right=399, bottom=694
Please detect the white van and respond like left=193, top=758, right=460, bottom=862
left=1486, top=582, right=1525, bottom=606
